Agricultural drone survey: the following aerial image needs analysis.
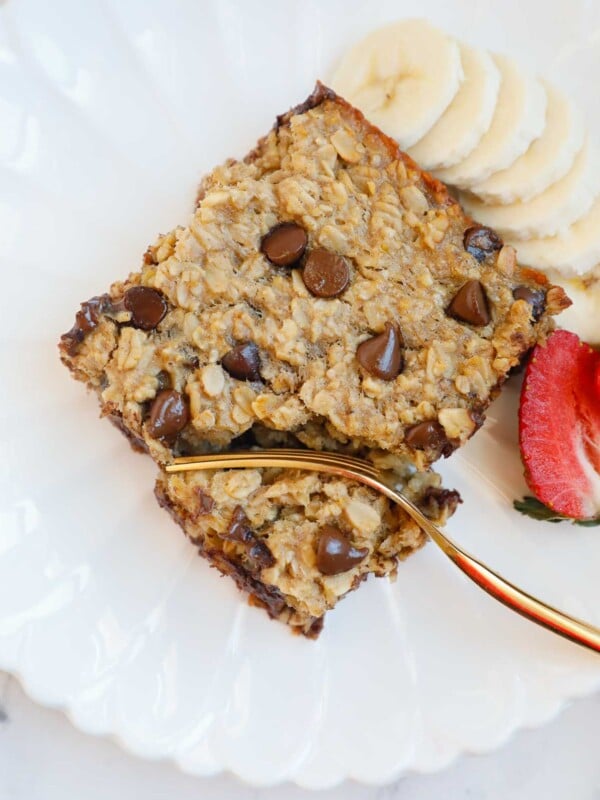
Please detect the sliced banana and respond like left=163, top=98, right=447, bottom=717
left=461, top=139, right=600, bottom=240
left=407, top=44, right=500, bottom=170
left=512, top=194, right=600, bottom=274
left=552, top=270, right=600, bottom=344
left=471, top=83, right=585, bottom=203
left=435, top=54, right=547, bottom=188
left=331, top=19, right=463, bottom=148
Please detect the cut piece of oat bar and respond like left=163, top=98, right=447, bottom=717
left=155, top=423, right=460, bottom=636
left=155, top=462, right=458, bottom=637
left=60, top=82, right=569, bottom=470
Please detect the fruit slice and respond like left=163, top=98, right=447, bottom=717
left=511, top=195, right=600, bottom=275
left=331, top=19, right=463, bottom=148
left=551, top=273, right=600, bottom=345
left=519, top=329, right=600, bottom=520
left=407, top=43, right=501, bottom=170
left=461, top=139, right=600, bottom=239
left=435, top=54, right=546, bottom=188
left=471, top=83, right=585, bottom=203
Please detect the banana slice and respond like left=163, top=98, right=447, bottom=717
left=435, top=54, right=546, bottom=188
left=331, top=19, right=463, bottom=148
left=408, top=44, right=501, bottom=170
left=511, top=194, right=600, bottom=274
left=461, top=139, right=600, bottom=240
left=471, top=83, right=585, bottom=203
left=553, top=271, right=600, bottom=344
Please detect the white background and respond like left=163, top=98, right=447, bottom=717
left=2, top=670, right=599, bottom=799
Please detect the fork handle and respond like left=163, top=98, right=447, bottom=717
left=451, top=549, right=600, bottom=652
left=376, top=480, right=600, bottom=654
left=168, top=453, right=600, bottom=655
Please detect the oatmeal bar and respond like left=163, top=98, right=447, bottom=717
left=60, top=83, right=568, bottom=469
left=155, top=462, right=458, bottom=637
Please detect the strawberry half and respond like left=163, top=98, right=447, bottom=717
left=519, top=330, right=600, bottom=521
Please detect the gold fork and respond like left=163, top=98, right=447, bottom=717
left=166, top=449, right=600, bottom=654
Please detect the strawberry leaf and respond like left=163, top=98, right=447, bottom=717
left=514, top=496, right=567, bottom=522
left=514, top=496, right=600, bottom=526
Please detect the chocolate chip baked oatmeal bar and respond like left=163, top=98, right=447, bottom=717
left=155, top=461, right=459, bottom=636
left=59, top=83, right=568, bottom=635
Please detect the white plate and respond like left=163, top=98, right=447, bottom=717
left=1, top=0, right=600, bottom=789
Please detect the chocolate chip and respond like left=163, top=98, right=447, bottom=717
left=356, top=323, right=404, bottom=380
left=183, top=352, right=200, bottom=369
left=447, top=280, right=490, bottom=326
left=470, top=408, right=486, bottom=433
left=147, top=390, right=189, bottom=439
left=316, top=526, right=368, bottom=576
left=261, top=222, right=307, bottom=266
left=60, top=294, right=111, bottom=355
left=124, top=286, right=168, bottom=330
left=249, top=540, right=276, bottom=569
left=247, top=588, right=287, bottom=617
left=420, top=487, right=462, bottom=520
left=76, top=295, right=110, bottom=333
left=513, top=286, right=546, bottom=321
left=222, top=505, right=254, bottom=543
left=222, top=342, right=261, bottom=381
left=220, top=507, right=275, bottom=568
left=302, top=249, right=350, bottom=297
left=405, top=420, right=448, bottom=450
left=306, top=616, right=325, bottom=638
left=195, top=488, right=214, bottom=515
left=463, top=225, right=503, bottom=262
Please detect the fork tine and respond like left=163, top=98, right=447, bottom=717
left=254, top=449, right=380, bottom=474
left=166, top=449, right=380, bottom=477
left=277, top=456, right=377, bottom=475
left=170, top=455, right=379, bottom=478
left=173, top=450, right=379, bottom=476
left=169, top=449, right=377, bottom=470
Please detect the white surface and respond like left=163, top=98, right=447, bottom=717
left=3, top=671, right=600, bottom=799
left=1, top=0, right=600, bottom=789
